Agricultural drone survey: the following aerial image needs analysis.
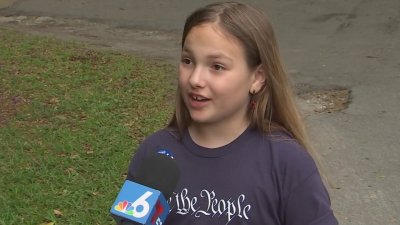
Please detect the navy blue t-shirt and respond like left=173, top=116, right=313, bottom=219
left=127, top=127, right=338, bottom=225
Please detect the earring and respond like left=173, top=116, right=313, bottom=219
left=249, top=89, right=257, bottom=109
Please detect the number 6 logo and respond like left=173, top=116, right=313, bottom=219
left=132, top=191, right=153, bottom=218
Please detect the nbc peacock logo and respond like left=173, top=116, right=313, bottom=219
left=114, top=200, right=135, bottom=216
left=114, top=191, right=153, bottom=219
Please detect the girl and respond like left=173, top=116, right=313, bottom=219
left=127, top=2, right=338, bottom=225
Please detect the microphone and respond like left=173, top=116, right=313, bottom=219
left=110, top=152, right=180, bottom=225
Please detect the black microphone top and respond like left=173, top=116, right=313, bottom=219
left=133, top=153, right=180, bottom=199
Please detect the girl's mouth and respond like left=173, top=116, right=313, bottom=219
left=188, top=94, right=211, bottom=108
left=192, top=95, right=209, bottom=101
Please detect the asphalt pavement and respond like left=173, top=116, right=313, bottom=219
left=1, top=0, right=399, bottom=224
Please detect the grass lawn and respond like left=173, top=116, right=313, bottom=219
left=0, top=28, right=175, bottom=225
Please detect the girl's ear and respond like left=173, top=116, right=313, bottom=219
left=251, top=65, right=266, bottom=93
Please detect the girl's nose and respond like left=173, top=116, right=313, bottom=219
left=189, top=66, right=206, bottom=88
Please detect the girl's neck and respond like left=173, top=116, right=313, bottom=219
left=188, top=118, right=250, bottom=149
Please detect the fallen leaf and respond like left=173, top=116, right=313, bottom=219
left=54, top=209, right=63, bottom=217
left=57, top=153, right=66, bottom=157
left=70, top=153, right=79, bottom=159
left=65, top=167, right=76, bottom=173
left=48, top=97, right=60, bottom=105
left=39, top=222, right=55, bottom=225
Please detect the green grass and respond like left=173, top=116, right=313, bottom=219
left=0, top=28, right=175, bottom=225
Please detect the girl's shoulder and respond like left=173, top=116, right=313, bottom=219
left=136, top=127, right=182, bottom=157
left=141, top=127, right=180, bottom=145
left=263, top=130, right=318, bottom=181
left=266, top=130, right=314, bottom=163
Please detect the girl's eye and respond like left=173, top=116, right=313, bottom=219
left=212, top=64, right=225, bottom=71
left=182, top=58, right=192, bottom=65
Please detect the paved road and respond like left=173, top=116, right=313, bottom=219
left=1, top=0, right=400, bottom=224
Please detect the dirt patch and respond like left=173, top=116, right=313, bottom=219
left=298, top=87, right=351, bottom=113
left=0, top=89, right=27, bottom=127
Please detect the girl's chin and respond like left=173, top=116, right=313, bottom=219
left=188, top=112, right=214, bottom=125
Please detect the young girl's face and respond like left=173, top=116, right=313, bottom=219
left=179, top=23, right=261, bottom=128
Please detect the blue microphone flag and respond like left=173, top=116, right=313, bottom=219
left=110, top=180, right=170, bottom=225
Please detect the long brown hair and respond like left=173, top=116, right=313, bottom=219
left=168, top=2, right=321, bottom=169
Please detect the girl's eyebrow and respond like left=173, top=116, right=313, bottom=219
left=182, top=46, right=194, bottom=54
left=182, top=46, right=233, bottom=62
left=207, top=54, right=233, bottom=62
left=181, top=47, right=191, bottom=54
